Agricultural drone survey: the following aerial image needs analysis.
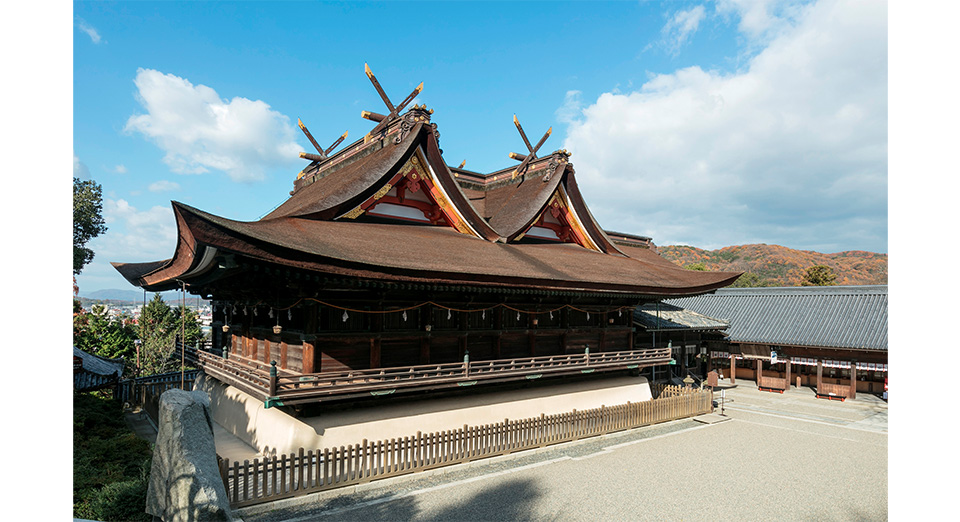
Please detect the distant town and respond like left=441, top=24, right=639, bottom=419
left=76, top=292, right=213, bottom=329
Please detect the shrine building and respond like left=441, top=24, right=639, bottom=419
left=671, top=285, right=888, bottom=400
left=113, top=67, right=739, bottom=424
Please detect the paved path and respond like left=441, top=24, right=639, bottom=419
left=125, top=407, right=263, bottom=462
left=239, top=381, right=887, bottom=522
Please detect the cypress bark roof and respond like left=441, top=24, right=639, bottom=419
left=113, top=102, right=739, bottom=298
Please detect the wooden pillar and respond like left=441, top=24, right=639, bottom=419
left=529, top=332, right=537, bottom=357
left=600, top=312, right=608, bottom=352
left=816, top=359, right=823, bottom=394
left=730, top=354, right=736, bottom=384
left=280, top=339, right=288, bottom=369
left=242, top=311, right=252, bottom=359
left=494, top=307, right=503, bottom=359
left=849, top=361, right=857, bottom=400
left=458, top=311, right=468, bottom=360
left=301, top=336, right=315, bottom=374
left=679, top=334, right=687, bottom=373
left=262, top=337, right=270, bottom=364
left=785, top=359, right=791, bottom=390
left=755, top=359, right=762, bottom=387
left=371, top=314, right=383, bottom=369
left=303, top=303, right=319, bottom=374
left=370, top=338, right=381, bottom=369
left=420, top=336, right=431, bottom=364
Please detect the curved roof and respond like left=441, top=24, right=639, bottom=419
left=113, top=102, right=739, bottom=299
left=115, top=202, right=740, bottom=296
left=669, top=286, right=887, bottom=351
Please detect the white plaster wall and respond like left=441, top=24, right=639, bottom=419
left=195, top=374, right=652, bottom=456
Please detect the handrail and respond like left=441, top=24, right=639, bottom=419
left=271, top=347, right=670, bottom=397
left=193, top=346, right=671, bottom=403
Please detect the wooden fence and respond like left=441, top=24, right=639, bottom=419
left=817, top=382, right=849, bottom=399
left=218, top=386, right=712, bottom=508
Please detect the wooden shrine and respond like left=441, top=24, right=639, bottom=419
left=114, top=65, right=739, bottom=409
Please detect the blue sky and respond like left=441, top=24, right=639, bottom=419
left=68, top=0, right=889, bottom=293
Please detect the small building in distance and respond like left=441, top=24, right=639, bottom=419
left=670, top=285, right=888, bottom=399
left=74, top=346, right=125, bottom=393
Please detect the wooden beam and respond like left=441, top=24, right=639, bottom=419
left=785, top=359, right=791, bottom=390
left=370, top=338, right=381, bottom=369
left=817, top=359, right=823, bottom=394
left=302, top=338, right=315, bottom=374
left=730, top=354, right=736, bottom=384
left=849, top=361, right=857, bottom=399
left=420, top=336, right=431, bottom=364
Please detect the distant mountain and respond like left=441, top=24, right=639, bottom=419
left=657, top=244, right=887, bottom=287
left=78, top=289, right=197, bottom=304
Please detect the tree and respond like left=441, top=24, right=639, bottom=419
left=801, top=264, right=837, bottom=286
left=685, top=262, right=707, bottom=271
left=73, top=305, right=138, bottom=361
left=730, top=272, right=767, bottom=288
left=74, top=177, right=108, bottom=274
left=136, top=294, right=178, bottom=375
left=135, top=294, right=205, bottom=375
left=172, top=305, right=205, bottom=346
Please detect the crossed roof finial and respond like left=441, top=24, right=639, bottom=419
left=297, top=119, right=348, bottom=164
left=508, top=115, right=552, bottom=180
left=361, top=63, right=424, bottom=139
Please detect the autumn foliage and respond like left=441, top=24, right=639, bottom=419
left=657, top=244, right=887, bottom=287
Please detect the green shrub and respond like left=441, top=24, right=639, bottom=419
left=86, top=475, right=152, bottom=522
left=74, top=392, right=153, bottom=521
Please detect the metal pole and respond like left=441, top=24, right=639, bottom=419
left=181, top=281, right=186, bottom=390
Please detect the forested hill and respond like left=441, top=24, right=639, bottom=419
left=657, top=244, right=887, bottom=287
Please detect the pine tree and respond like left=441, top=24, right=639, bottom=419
left=136, top=294, right=177, bottom=375
left=801, top=265, right=838, bottom=286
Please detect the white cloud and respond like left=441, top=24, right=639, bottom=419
left=73, top=155, right=90, bottom=179
left=555, top=90, right=583, bottom=124
left=716, top=0, right=809, bottom=45
left=96, top=199, right=178, bottom=261
left=563, top=0, right=887, bottom=253
left=114, top=164, right=128, bottom=174
left=148, top=180, right=181, bottom=192
left=124, top=68, right=302, bottom=183
left=76, top=18, right=102, bottom=44
left=76, top=199, right=178, bottom=293
left=661, top=5, right=707, bottom=55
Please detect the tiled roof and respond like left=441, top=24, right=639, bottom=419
left=74, top=346, right=125, bottom=392
left=668, top=286, right=887, bottom=351
left=633, top=302, right=729, bottom=331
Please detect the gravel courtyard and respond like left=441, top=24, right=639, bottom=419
left=239, top=381, right=888, bottom=522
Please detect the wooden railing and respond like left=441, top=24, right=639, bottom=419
left=197, top=351, right=273, bottom=400
left=218, top=389, right=713, bottom=508
left=118, top=370, right=201, bottom=423
left=195, top=347, right=671, bottom=406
